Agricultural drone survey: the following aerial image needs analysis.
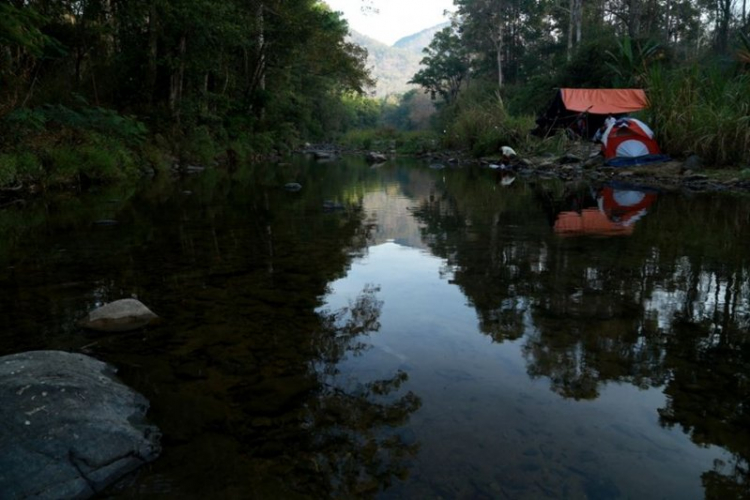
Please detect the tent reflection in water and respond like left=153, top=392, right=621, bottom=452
left=554, top=186, right=658, bottom=237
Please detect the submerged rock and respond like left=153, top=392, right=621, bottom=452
left=0, top=350, right=161, bottom=499
left=78, top=298, right=159, bottom=333
left=322, top=200, right=346, bottom=212
left=93, top=219, right=118, bottom=226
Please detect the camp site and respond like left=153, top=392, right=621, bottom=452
left=533, top=87, right=671, bottom=166
left=2, top=1, right=750, bottom=499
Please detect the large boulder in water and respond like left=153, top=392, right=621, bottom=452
left=0, top=350, right=161, bottom=499
left=78, top=298, right=159, bottom=333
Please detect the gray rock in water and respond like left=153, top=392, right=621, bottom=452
left=366, top=151, right=387, bottom=163
left=312, top=151, right=332, bottom=160
left=185, top=165, right=206, bottom=174
left=78, top=298, right=159, bottom=333
left=0, top=350, right=160, bottom=499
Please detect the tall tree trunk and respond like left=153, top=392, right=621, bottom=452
left=257, top=2, right=265, bottom=94
left=716, top=0, right=732, bottom=53
left=201, top=73, right=209, bottom=113
left=248, top=1, right=266, bottom=117
left=496, top=42, right=504, bottom=87
left=494, top=23, right=504, bottom=88
left=146, top=0, right=159, bottom=104
left=567, top=0, right=583, bottom=61
left=567, top=6, right=574, bottom=61
left=169, top=34, right=186, bottom=119
left=628, top=0, right=641, bottom=39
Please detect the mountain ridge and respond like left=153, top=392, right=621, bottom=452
left=349, top=22, right=448, bottom=97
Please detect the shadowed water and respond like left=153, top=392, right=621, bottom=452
left=0, top=156, right=749, bottom=499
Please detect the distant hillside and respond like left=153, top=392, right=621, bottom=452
left=349, top=23, right=447, bottom=97
left=393, top=22, right=450, bottom=54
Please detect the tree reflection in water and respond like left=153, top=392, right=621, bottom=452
left=227, top=284, right=421, bottom=499
left=410, top=173, right=750, bottom=496
left=308, top=284, right=422, bottom=498
left=0, top=162, right=423, bottom=499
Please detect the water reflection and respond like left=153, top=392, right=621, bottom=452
left=551, top=185, right=658, bottom=236
left=402, top=167, right=750, bottom=496
left=1, top=158, right=750, bottom=498
left=0, top=159, right=421, bottom=498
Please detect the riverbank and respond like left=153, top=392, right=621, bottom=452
left=339, top=144, right=750, bottom=195
left=2, top=137, right=749, bottom=212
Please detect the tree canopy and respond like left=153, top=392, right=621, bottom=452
left=0, top=0, right=373, bottom=142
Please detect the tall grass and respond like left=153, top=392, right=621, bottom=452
left=438, top=87, right=536, bottom=157
left=645, top=66, right=750, bottom=167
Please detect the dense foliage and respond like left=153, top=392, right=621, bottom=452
left=0, top=0, right=373, bottom=188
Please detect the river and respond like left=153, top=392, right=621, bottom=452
left=1, top=155, right=749, bottom=499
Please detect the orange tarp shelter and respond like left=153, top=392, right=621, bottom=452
left=533, top=88, right=650, bottom=139
left=560, top=89, right=649, bottom=115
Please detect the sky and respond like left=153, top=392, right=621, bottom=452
left=324, top=0, right=455, bottom=45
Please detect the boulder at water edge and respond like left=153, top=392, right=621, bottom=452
left=0, top=350, right=161, bottom=499
left=366, top=151, right=387, bottom=163
left=78, top=298, right=159, bottom=333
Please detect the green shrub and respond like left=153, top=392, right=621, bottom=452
left=44, top=146, right=80, bottom=186
left=340, top=129, right=377, bottom=150
left=395, top=131, right=439, bottom=154
left=440, top=91, right=535, bottom=157
left=41, top=131, right=142, bottom=186
left=141, top=142, right=170, bottom=173
left=246, top=132, right=276, bottom=154
left=14, top=152, right=43, bottom=180
left=182, top=125, right=217, bottom=165
left=0, top=155, right=19, bottom=186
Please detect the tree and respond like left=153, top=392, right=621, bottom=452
left=455, top=0, right=510, bottom=88
left=410, top=25, right=470, bottom=104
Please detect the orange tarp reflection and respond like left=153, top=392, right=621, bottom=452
left=554, top=209, right=635, bottom=236
left=553, top=187, right=657, bottom=237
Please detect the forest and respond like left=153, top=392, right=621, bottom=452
left=0, top=0, right=373, bottom=189
left=1, top=0, right=749, bottom=191
left=402, top=0, right=750, bottom=165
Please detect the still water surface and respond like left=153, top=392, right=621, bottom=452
left=1, top=156, right=749, bottom=499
